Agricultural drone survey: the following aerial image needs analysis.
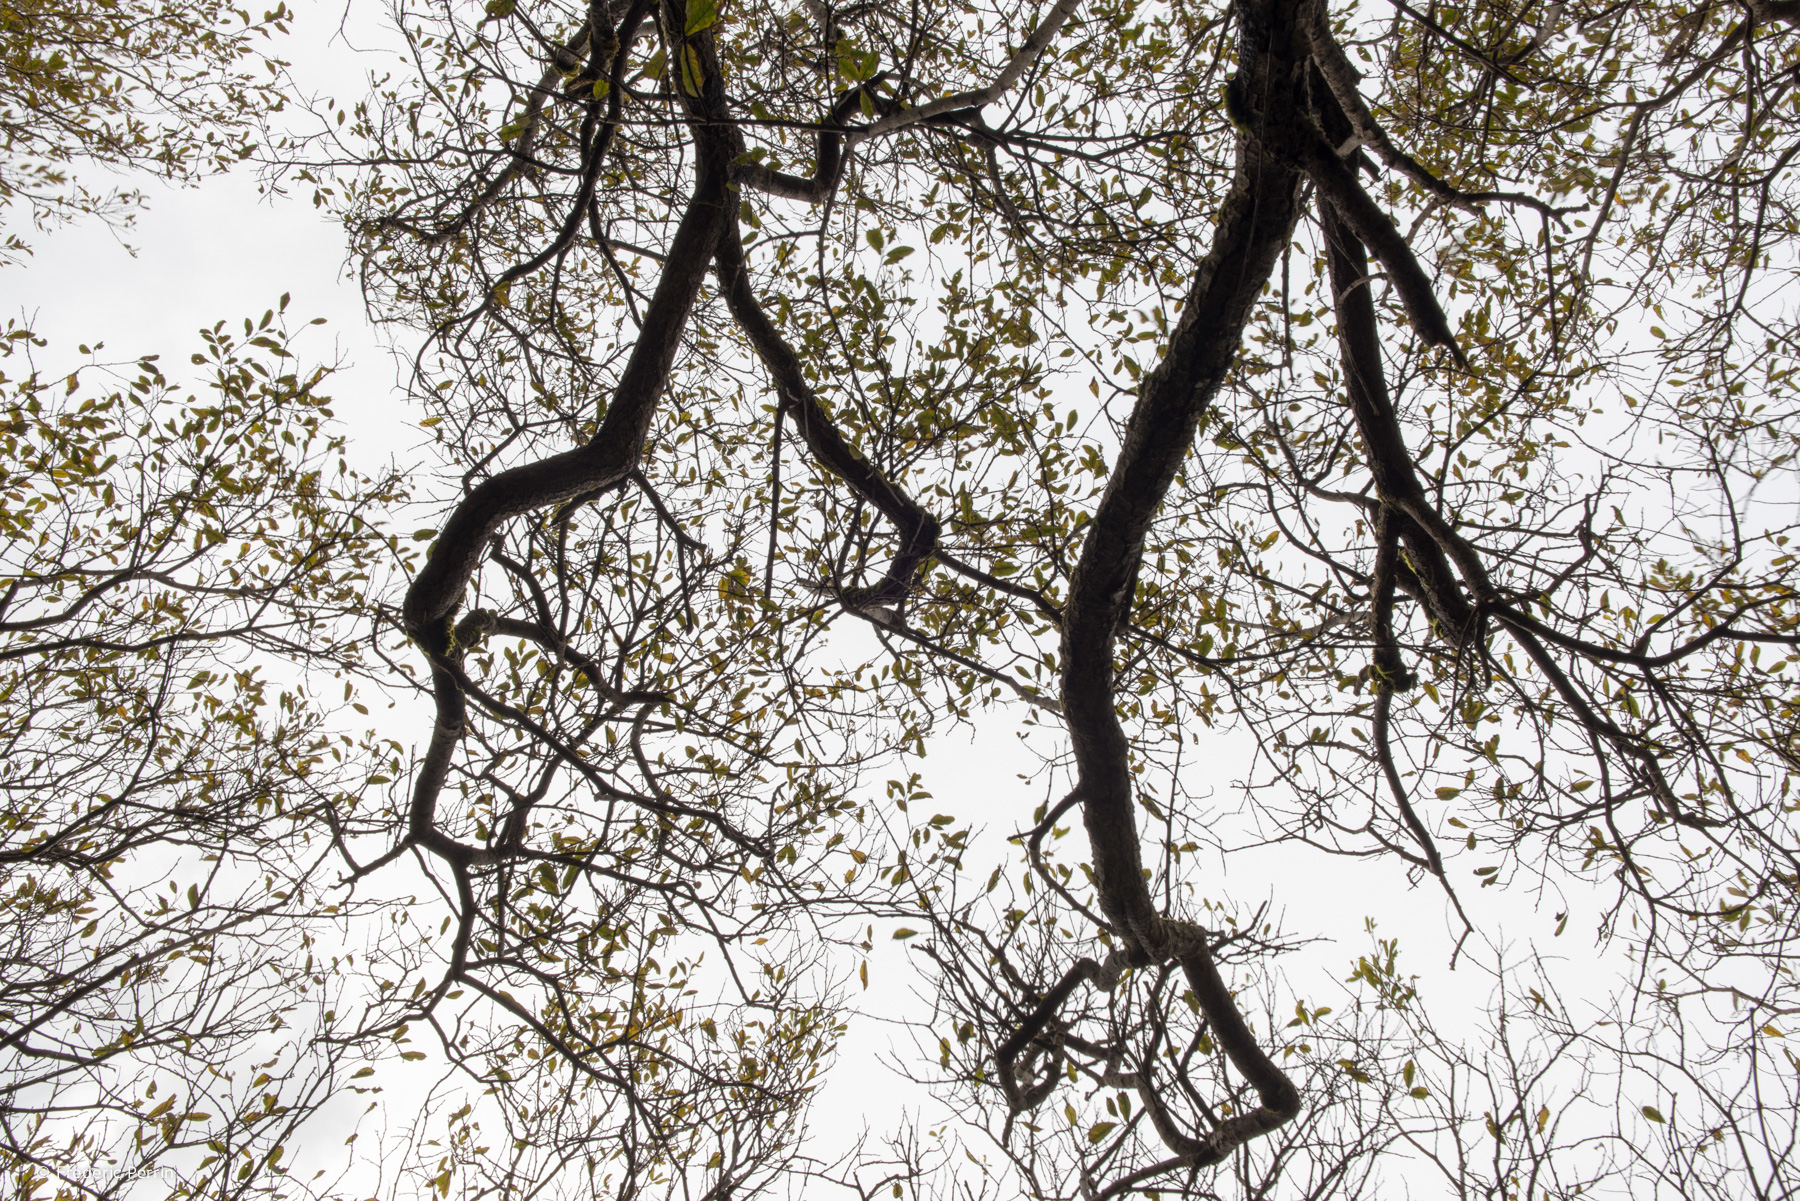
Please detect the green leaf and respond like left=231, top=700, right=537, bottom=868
left=1642, top=1105, right=1665, bottom=1124
left=892, top=927, right=919, bottom=940
left=836, top=37, right=878, bottom=82
left=685, top=0, right=718, bottom=35
left=1087, top=1121, right=1116, bottom=1144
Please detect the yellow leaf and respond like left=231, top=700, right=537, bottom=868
left=682, top=45, right=703, bottom=96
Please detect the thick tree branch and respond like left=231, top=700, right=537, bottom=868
left=714, top=222, right=940, bottom=607
left=1044, top=0, right=1309, bottom=1167
left=1320, top=203, right=1478, bottom=642
left=1063, top=2, right=1305, bottom=946
left=734, top=80, right=881, bottom=203
left=403, top=96, right=735, bottom=641
left=1303, top=129, right=1465, bottom=363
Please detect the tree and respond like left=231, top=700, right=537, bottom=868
left=0, top=0, right=295, bottom=262
left=0, top=312, right=406, bottom=1197
left=29, top=0, right=1785, bottom=1195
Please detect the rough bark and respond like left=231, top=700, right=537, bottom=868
left=1062, top=0, right=1303, bottom=950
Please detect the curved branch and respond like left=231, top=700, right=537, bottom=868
left=403, top=95, right=736, bottom=642
left=1320, top=202, right=1479, bottom=641
left=1041, top=0, right=1308, bottom=1169
left=1302, top=125, right=1465, bottom=363
left=1172, top=938, right=1303, bottom=1163
left=843, top=0, right=1082, bottom=149
left=714, top=222, right=940, bottom=606
left=1306, top=4, right=1565, bottom=220
left=1062, top=3, right=1306, bottom=945
left=734, top=79, right=882, bottom=203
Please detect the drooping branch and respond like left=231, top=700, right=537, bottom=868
left=1364, top=512, right=1460, bottom=885
left=400, top=13, right=742, bottom=899
left=402, top=118, right=735, bottom=644
left=1319, top=203, right=1478, bottom=643
left=1302, top=129, right=1464, bottom=362
left=714, top=222, right=940, bottom=607
left=1062, top=0, right=1304, bottom=948
left=1367, top=511, right=1410, bottom=691
left=1173, top=939, right=1304, bottom=1162
left=994, top=955, right=1111, bottom=1113
left=1319, top=179, right=1718, bottom=865
left=1305, top=1, right=1563, bottom=220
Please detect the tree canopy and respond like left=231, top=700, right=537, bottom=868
left=5, top=0, right=1800, bottom=1198
left=0, top=0, right=295, bottom=261
left=0, top=310, right=405, bottom=1196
